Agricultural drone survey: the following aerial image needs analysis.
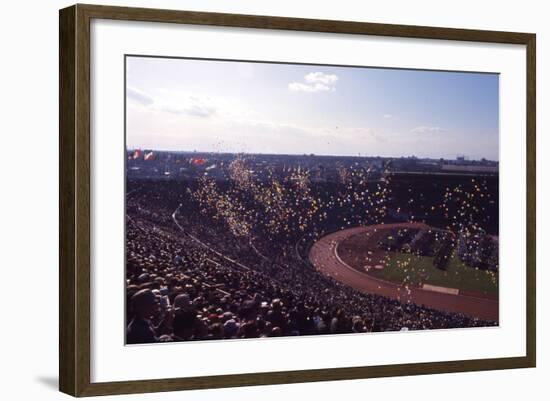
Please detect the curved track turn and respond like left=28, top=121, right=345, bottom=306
left=308, top=225, right=499, bottom=321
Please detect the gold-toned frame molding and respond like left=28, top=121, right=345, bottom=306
left=59, top=3, right=536, bottom=397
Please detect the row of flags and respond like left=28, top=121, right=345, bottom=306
left=128, top=150, right=208, bottom=166
left=130, top=149, right=155, bottom=161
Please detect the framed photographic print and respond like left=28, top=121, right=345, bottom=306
left=59, top=4, right=536, bottom=397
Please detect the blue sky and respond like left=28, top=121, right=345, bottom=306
left=126, top=56, right=499, bottom=160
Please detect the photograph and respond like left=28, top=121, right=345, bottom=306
left=125, top=55, right=500, bottom=345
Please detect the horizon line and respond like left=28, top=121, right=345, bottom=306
left=125, top=147, right=499, bottom=163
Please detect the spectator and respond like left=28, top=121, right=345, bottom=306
left=127, top=289, right=160, bottom=344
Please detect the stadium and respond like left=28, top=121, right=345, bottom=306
left=125, top=151, right=499, bottom=344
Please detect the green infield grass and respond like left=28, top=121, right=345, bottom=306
left=368, top=250, right=498, bottom=297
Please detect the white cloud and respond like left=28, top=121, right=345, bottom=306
left=289, top=72, right=339, bottom=93
left=158, top=95, right=217, bottom=118
left=127, top=87, right=154, bottom=106
left=383, top=114, right=393, bottom=119
left=410, top=126, right=447, bottom=134
left=127, top=87, right=217, bottom=118
left=304, top=72, right=339, bottom=85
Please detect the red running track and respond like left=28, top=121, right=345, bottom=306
left=308, top=225, right=499, bottom=321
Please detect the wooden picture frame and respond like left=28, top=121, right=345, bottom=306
left=59, top=3, right=536, bottom=397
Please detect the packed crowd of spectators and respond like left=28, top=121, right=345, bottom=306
left=126, top=179, right=497, bottom=344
